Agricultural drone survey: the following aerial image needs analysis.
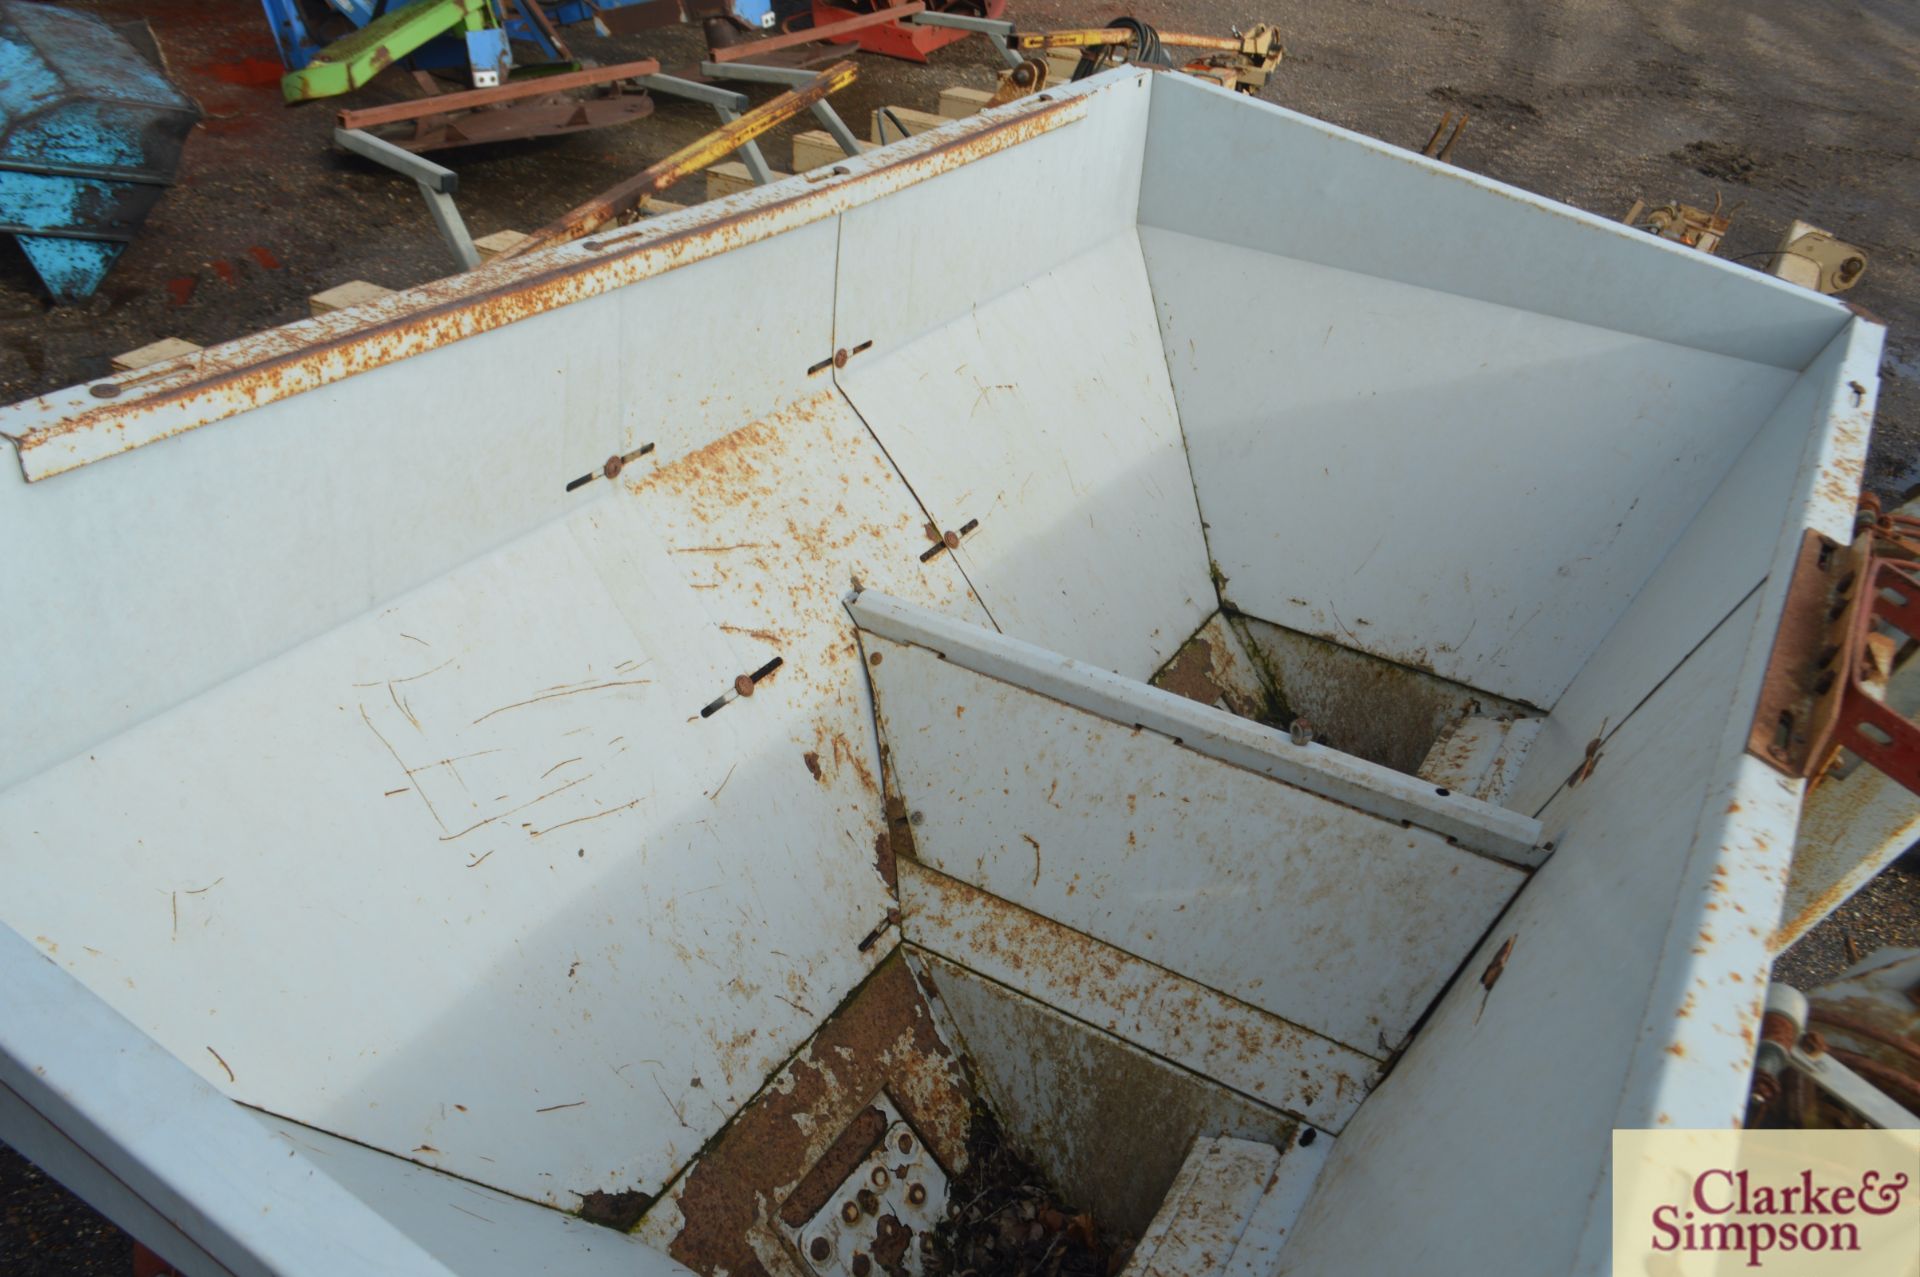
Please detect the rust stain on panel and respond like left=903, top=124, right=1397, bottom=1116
left=15, top=96, right=1086, bottom=481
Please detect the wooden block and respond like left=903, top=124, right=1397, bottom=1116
left=641, top=198, right=687, bottom=216
left=938, top=86, right=993, bottom=118
left=473, top=229, right=531, bottom=262
left=791, top=129, right=872, bottom=173
left=869, top=105, right=945, bottom=145
left=705, top=161, right=789, bottom=201
left=110, top=336, right=202, bottom=372
left=309, top=280, right=395, bottom=317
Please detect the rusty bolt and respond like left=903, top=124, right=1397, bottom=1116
left=841, top=1201, right=861, bottom=1225
left=897, top=1133, right=913, bottom=1154
left=735, top=674, right=756, bottom=698
left=1289, top=718, right=1314, bottom=746
left=857, top=1188, right=880, bottom=1216
left=942, top=530, right=960, bottom=549
left=851, top=1255, right=871, bottom=1277
left=810, top=1238, right=832, bottom=1263
left=909, top=810, right=924, bottom=827
left=870, top=1166, right=890, bottom=1188
left=906, top=1183, right=927, bottom=1206
left=869, top=652, right=884, bottom=667
left=1800, top=1030, right=1827, bottom=1057
left=833, top=348, right=850, bottom=369
left=89, top=383, right=122, bottom=399
left=603, top=454, right=625, bottom=480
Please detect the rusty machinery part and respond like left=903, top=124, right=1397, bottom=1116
left=1621, top=193, right=1732, bottom=255
left=1769, top=218, right=1868, bottom=295
left=1004, top=19, right=1282, bottom=94
left=1421, top=110, right=1469, bottom=163
left=509, top=60, right=857, bottom=254
left=1748, top=979, right=1920, bottom=1129
left=984, top=55, right=1047, bottom=107
left=821, top=0, right=987, bottom=13
left=334, top=57, right=662, bottom=153
left=1749, top=510, right=1920, bottom=799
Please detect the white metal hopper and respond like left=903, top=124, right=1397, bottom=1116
left=0, top=66, right=1883, bottom=1277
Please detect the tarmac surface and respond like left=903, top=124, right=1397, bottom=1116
left=2, top=0, right=1917, bottom=1269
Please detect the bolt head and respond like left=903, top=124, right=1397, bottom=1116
left=857, top=1188, right=880, bottom=1216
left=810, top=1237, right=832, bottom=1262
left=906, top=1183, right=927, bottom=1206
left=851, top=1254, right=871, bottom=1277
left=603, top=454, right=624, bottom=480
left=735, top=674, right=756, bottom=697
left=841, top=1201, right=861, bottom=1225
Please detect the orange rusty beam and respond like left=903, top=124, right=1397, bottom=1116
left=709, top=3, right=924, bottom=62
left=336, top=57, right=662, bottom=130
left=509, top=61, right=858, bottom=255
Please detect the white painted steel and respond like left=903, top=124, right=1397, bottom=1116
left=1508, top=321, right=1885, bottom=814
left=850, top=591, right=1543, bottom=863
left=0, top=393, right=980, bottom=1206
left=1219, top=1135, right=1330, bottom=1277
left=839, top=229, right=1213, bottom=680
left=1145, top=223, right=1801, bottom=707
left=1415, top=715, right=1542, bottom=807
left=832, top=72, right=1148, bottom=360
left=1137, top=73, right=1850, bottom=372
left=0, top=925, right=475, bottom=1277
left=253, top=1114, right=687, bottom=1276
left=0, top=218, right=841, bottom=795
left=1124, top=1136, right=1280, bottom=1277
left=0, top=63, right=1885, bottom=1276
left=866, top=630, right=1525, bottom=1054
left=1275, top=594, right=1772, bottom=1276
left=0, top=87, right=1100, bottom=484
left=898, top=861, right=1377, bottom=1131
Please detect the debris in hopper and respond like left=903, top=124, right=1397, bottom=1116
left=922, top=1111, right=1127, bottom=1277
left=578, top=1187, right=655, bottom=1232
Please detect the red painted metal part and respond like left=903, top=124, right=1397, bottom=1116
left=806, top=0, right=1005, bottom=63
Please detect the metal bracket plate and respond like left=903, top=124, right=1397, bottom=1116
left=784, top=1099, right=949, bottom=1277
left=1750, top=526, right=1920, bottom=793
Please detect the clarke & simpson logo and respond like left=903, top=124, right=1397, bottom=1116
left=1613, top=1130, right=1919, bottom=1276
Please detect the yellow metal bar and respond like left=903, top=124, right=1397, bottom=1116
left=1006, top=28, right=1130, bottom=51
left=1156, top=31, right=1245, bottom=53
left=511, top=61, right=858, bottom=255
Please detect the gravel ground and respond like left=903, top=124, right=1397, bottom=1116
left=3, top=0, right=1916, bottom=1269
left=0, top=1142, right=132, bottom=1276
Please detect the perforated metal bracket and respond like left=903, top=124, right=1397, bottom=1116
left=784, top=1099, right=949, bottom=1277
left=1750, top=525, right=1920, bottom=794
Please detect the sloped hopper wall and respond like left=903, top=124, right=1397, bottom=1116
left=0, top=67, right=1880, bottom=1277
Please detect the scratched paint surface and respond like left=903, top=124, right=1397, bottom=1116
left=0, top=396, right=975, bottom=1205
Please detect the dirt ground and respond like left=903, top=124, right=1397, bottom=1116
left=2, top=0, right=1917, bottom=1269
